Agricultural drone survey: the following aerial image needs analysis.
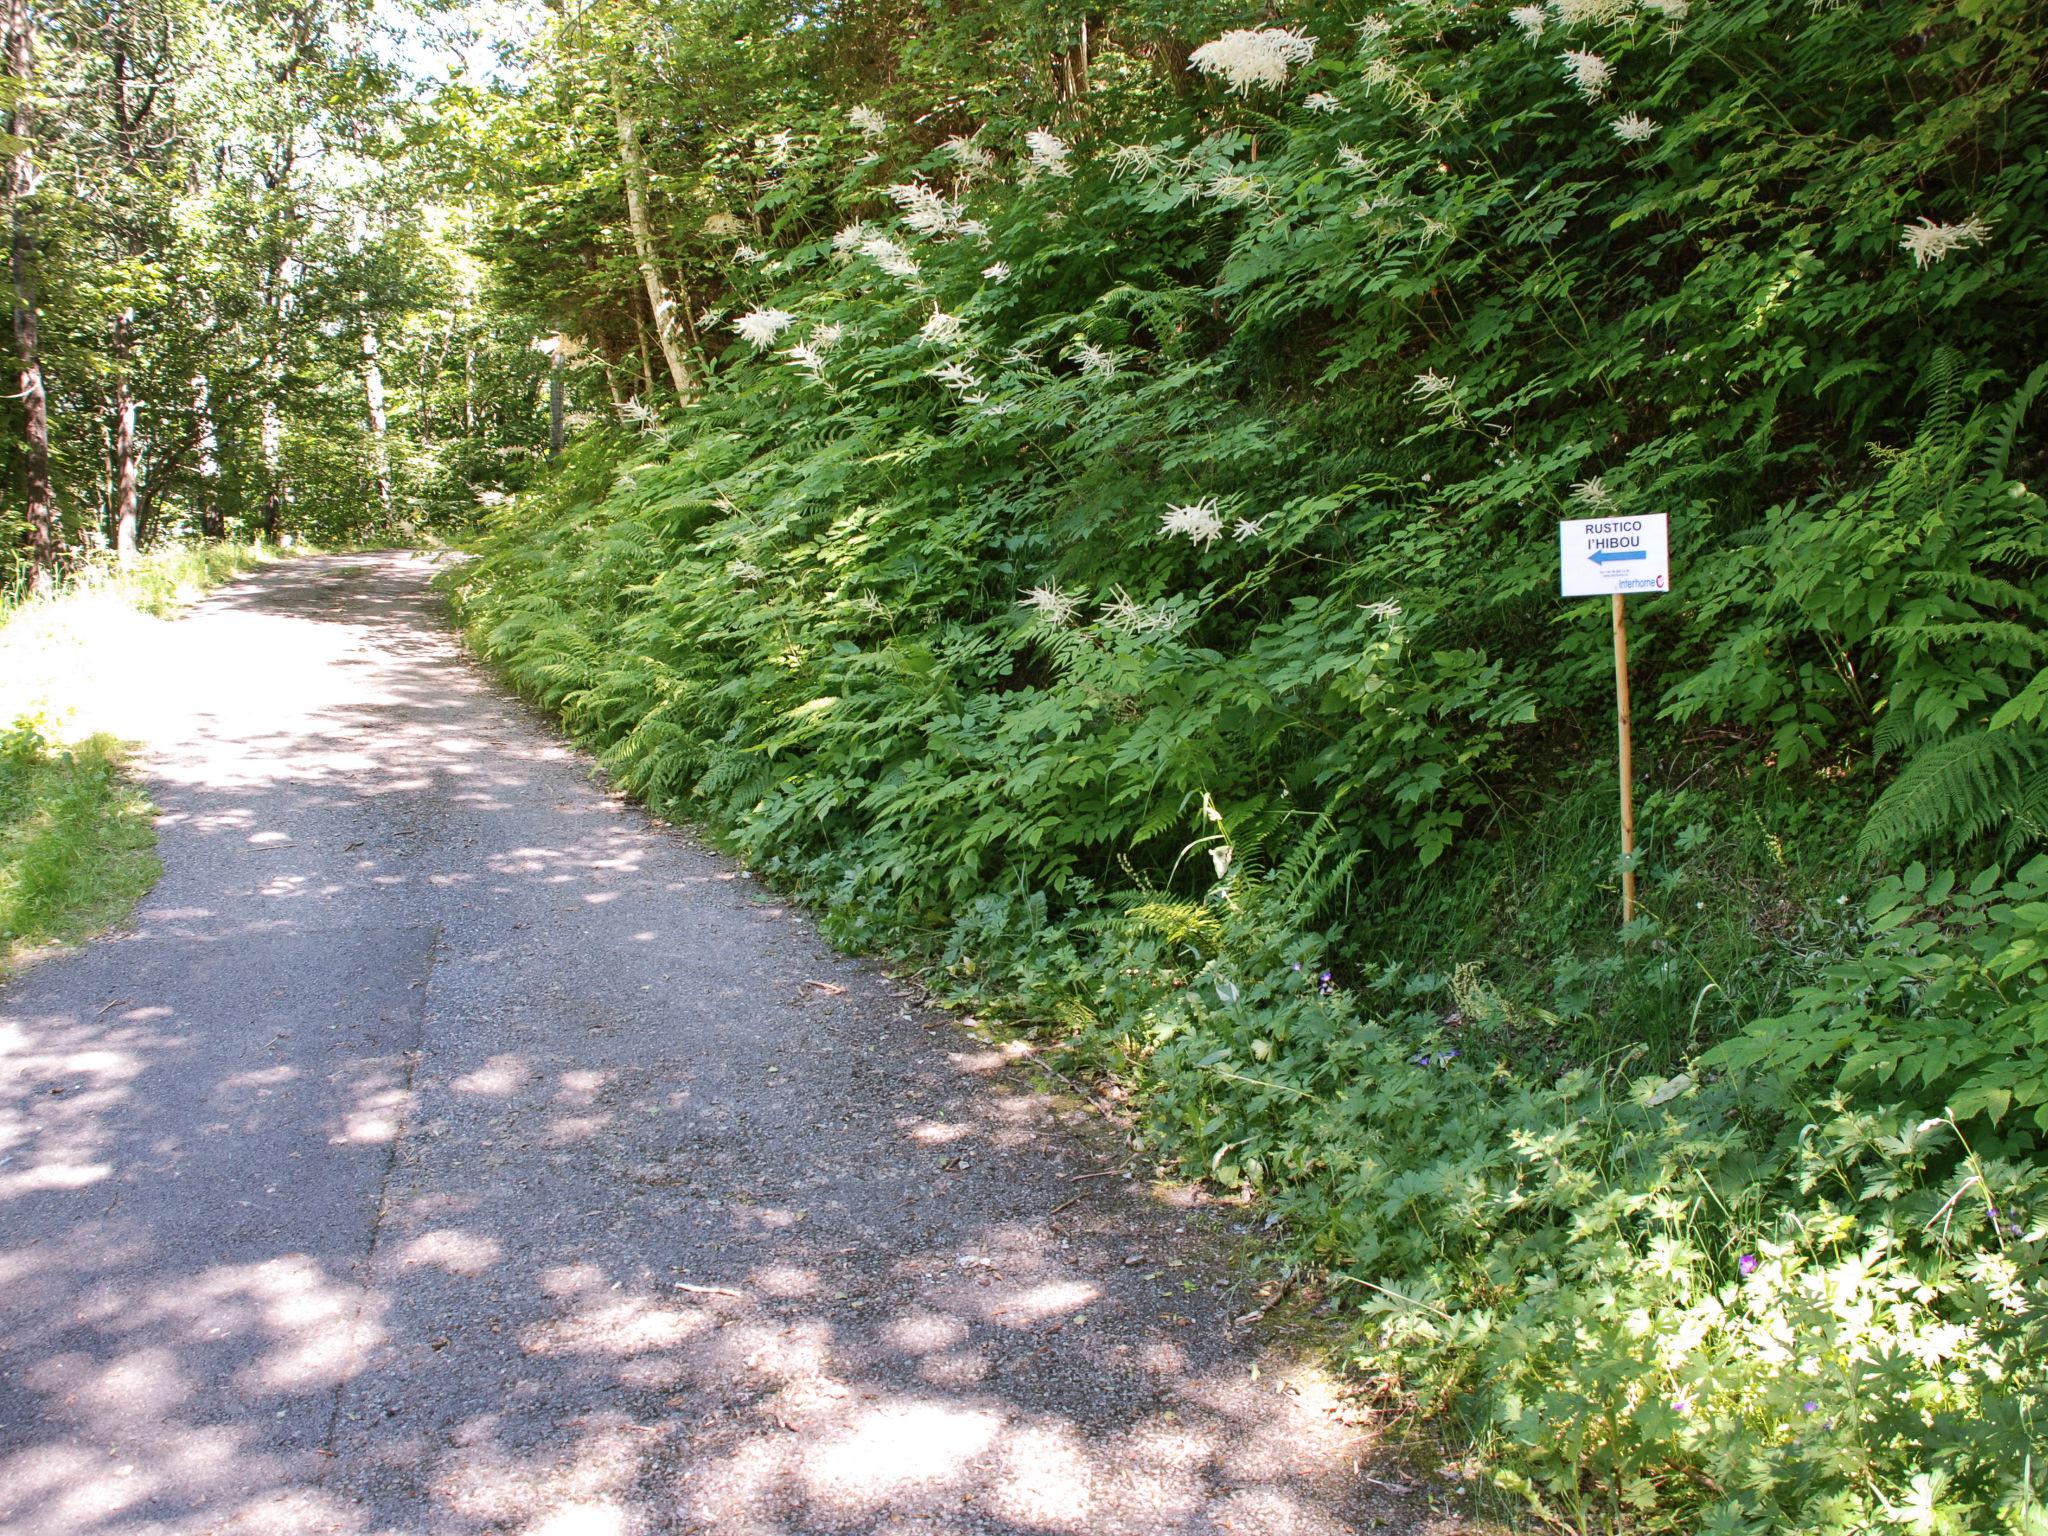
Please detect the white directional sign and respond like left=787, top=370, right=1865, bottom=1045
left=1559, top=513, right=1670, bottom=597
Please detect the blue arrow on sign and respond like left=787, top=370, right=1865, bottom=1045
left=1589, top=549, right=1647, bottom=565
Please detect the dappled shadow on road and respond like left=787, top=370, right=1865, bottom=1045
left=0, top=556, right=1442, bottom=1536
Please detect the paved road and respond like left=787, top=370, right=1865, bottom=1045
left=0, top=555, right=1434, bottom=1536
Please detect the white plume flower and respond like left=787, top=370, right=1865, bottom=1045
left=1409, top=369, right=1462, bottom=414
left=1098, top=585, right=1180, bottom=635
left=888, top=181, right=965, bottom=238
left=1569, top=475, right=1614, bottom=509
left=954, top=217, right=990, bottom=241
left=1509, top=5, right=1546, bottom=39
left=732, top=308, right=795, bottom=348
left=942, top=134, right=995, bottom=173
left=1018, top=583, right=1081, bottom=627
left=1205, top=171, right=1266, bottom=205
left=920, top=309, right=964, bottom=345
left=1233, top=517, right=1266, bottom=541
left=1109, top=142, right=1170, bottom=178
left=1190, top=27, right=1318, bottom=94
left=729, top=559, right=764, bottom=583
left=734, top=242, right=771, bottom=264
left=1900, top=214, right=1992, bottom=268
left=1351, top=16, right=1393, bottom=49
left=702, top=212, right=743, bottom=237
left=783, top=341, right=828, bottom=378
left=1335, top=144, right=1374, bottom=174
left=930, top=359, right=983, bottom=393
left=1611, top=112, right=1659, bottom=144
left=1551, top=0, right=1634, bottom=22
left=859, top=234, right=920, bottom=278
left=1160, top=497, right=1225, bottom=548
left=1303, top=91, right=1341, bottom=113
left=832, top=220, right=872, bottom=253
left=1024, top=129, right=1072, bottom=177
left=847, top=105, right=888, bottom=139
left=810, top=322, right=844, bottom=349
left=1072, top=340, right=1118, bottom=379
left=1561, top=49, right=1612, bottom=100
left=1642, top=0, right=1689, bottom=15
left=982, top=261, right=1011, bottom=283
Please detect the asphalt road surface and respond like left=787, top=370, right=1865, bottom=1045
left=0, top=554, right=1441, bottom=1536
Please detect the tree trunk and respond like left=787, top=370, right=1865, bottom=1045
left=218, top=409, right=242, bottom=534
left=548, top=345, right=564, bottom=457
left=259, top=395, right=282, bottom=540
left=612, top=70, right=693, bottom=400
left=634, top=308, right=656, bottom=400
left=362, top=322, right=391, bottom=515
left=193, top=372, right=222, bottom=538
left=112, top=353, right=140, bottom=563
left=6, top=0, right=54, bottom=591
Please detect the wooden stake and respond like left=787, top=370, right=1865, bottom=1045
left=1612, top=593, right=1636, bottom=926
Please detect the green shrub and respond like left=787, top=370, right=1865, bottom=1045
left=1709, top=858, right=2048, bottom=1134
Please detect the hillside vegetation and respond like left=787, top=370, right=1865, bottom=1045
left=436, top=0, right=2048, bottom=1528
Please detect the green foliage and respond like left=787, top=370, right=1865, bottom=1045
left=1117, top=904, right=2048, bottom=1533
left=1710, top=859, right=2048, bottom=1133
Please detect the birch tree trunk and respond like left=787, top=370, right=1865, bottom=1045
left=112, top=345, right=140, bottom=562
left=612, top=70, right=692, bottom=400
left=362, top=322, right=392, bottom=516
left=193, top=373, right=222, bottom=538
left=6, top=0, right=54, bottom=590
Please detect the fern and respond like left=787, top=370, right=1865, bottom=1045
left=1859, top=728, right=2048, bottom=855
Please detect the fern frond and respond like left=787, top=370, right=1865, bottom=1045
left=1860, top=728, right=2048, bottom=856
left=1124, top=898, right=1225, bottom=950
left=1980, top=360, right=2048, bottom=481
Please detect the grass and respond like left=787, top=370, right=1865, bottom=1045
left=0, top=541, right=287, bottom=974
left=0, top=724, right=159, bottom=972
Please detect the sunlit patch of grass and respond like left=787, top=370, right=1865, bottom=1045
left=0, top=542, right=286, bottom=972
left=0, top=724, right=160, bottom=973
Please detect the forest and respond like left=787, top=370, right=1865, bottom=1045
left=6, top=0, right=2047, bottom=1529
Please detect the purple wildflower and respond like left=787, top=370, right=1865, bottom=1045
left=1317, top=969, right=1333, bottom=995
left=1737, top=1253, right=1759, bottom=1277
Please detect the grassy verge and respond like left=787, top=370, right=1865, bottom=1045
left=0, top=542, right=284, bottom=974
left=0, top=723, right=159, bottom=971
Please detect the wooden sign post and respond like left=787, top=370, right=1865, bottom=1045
left=1612, top=593, right=1636, bottom=924
left=1559, top=513, right=1670, bottom=927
